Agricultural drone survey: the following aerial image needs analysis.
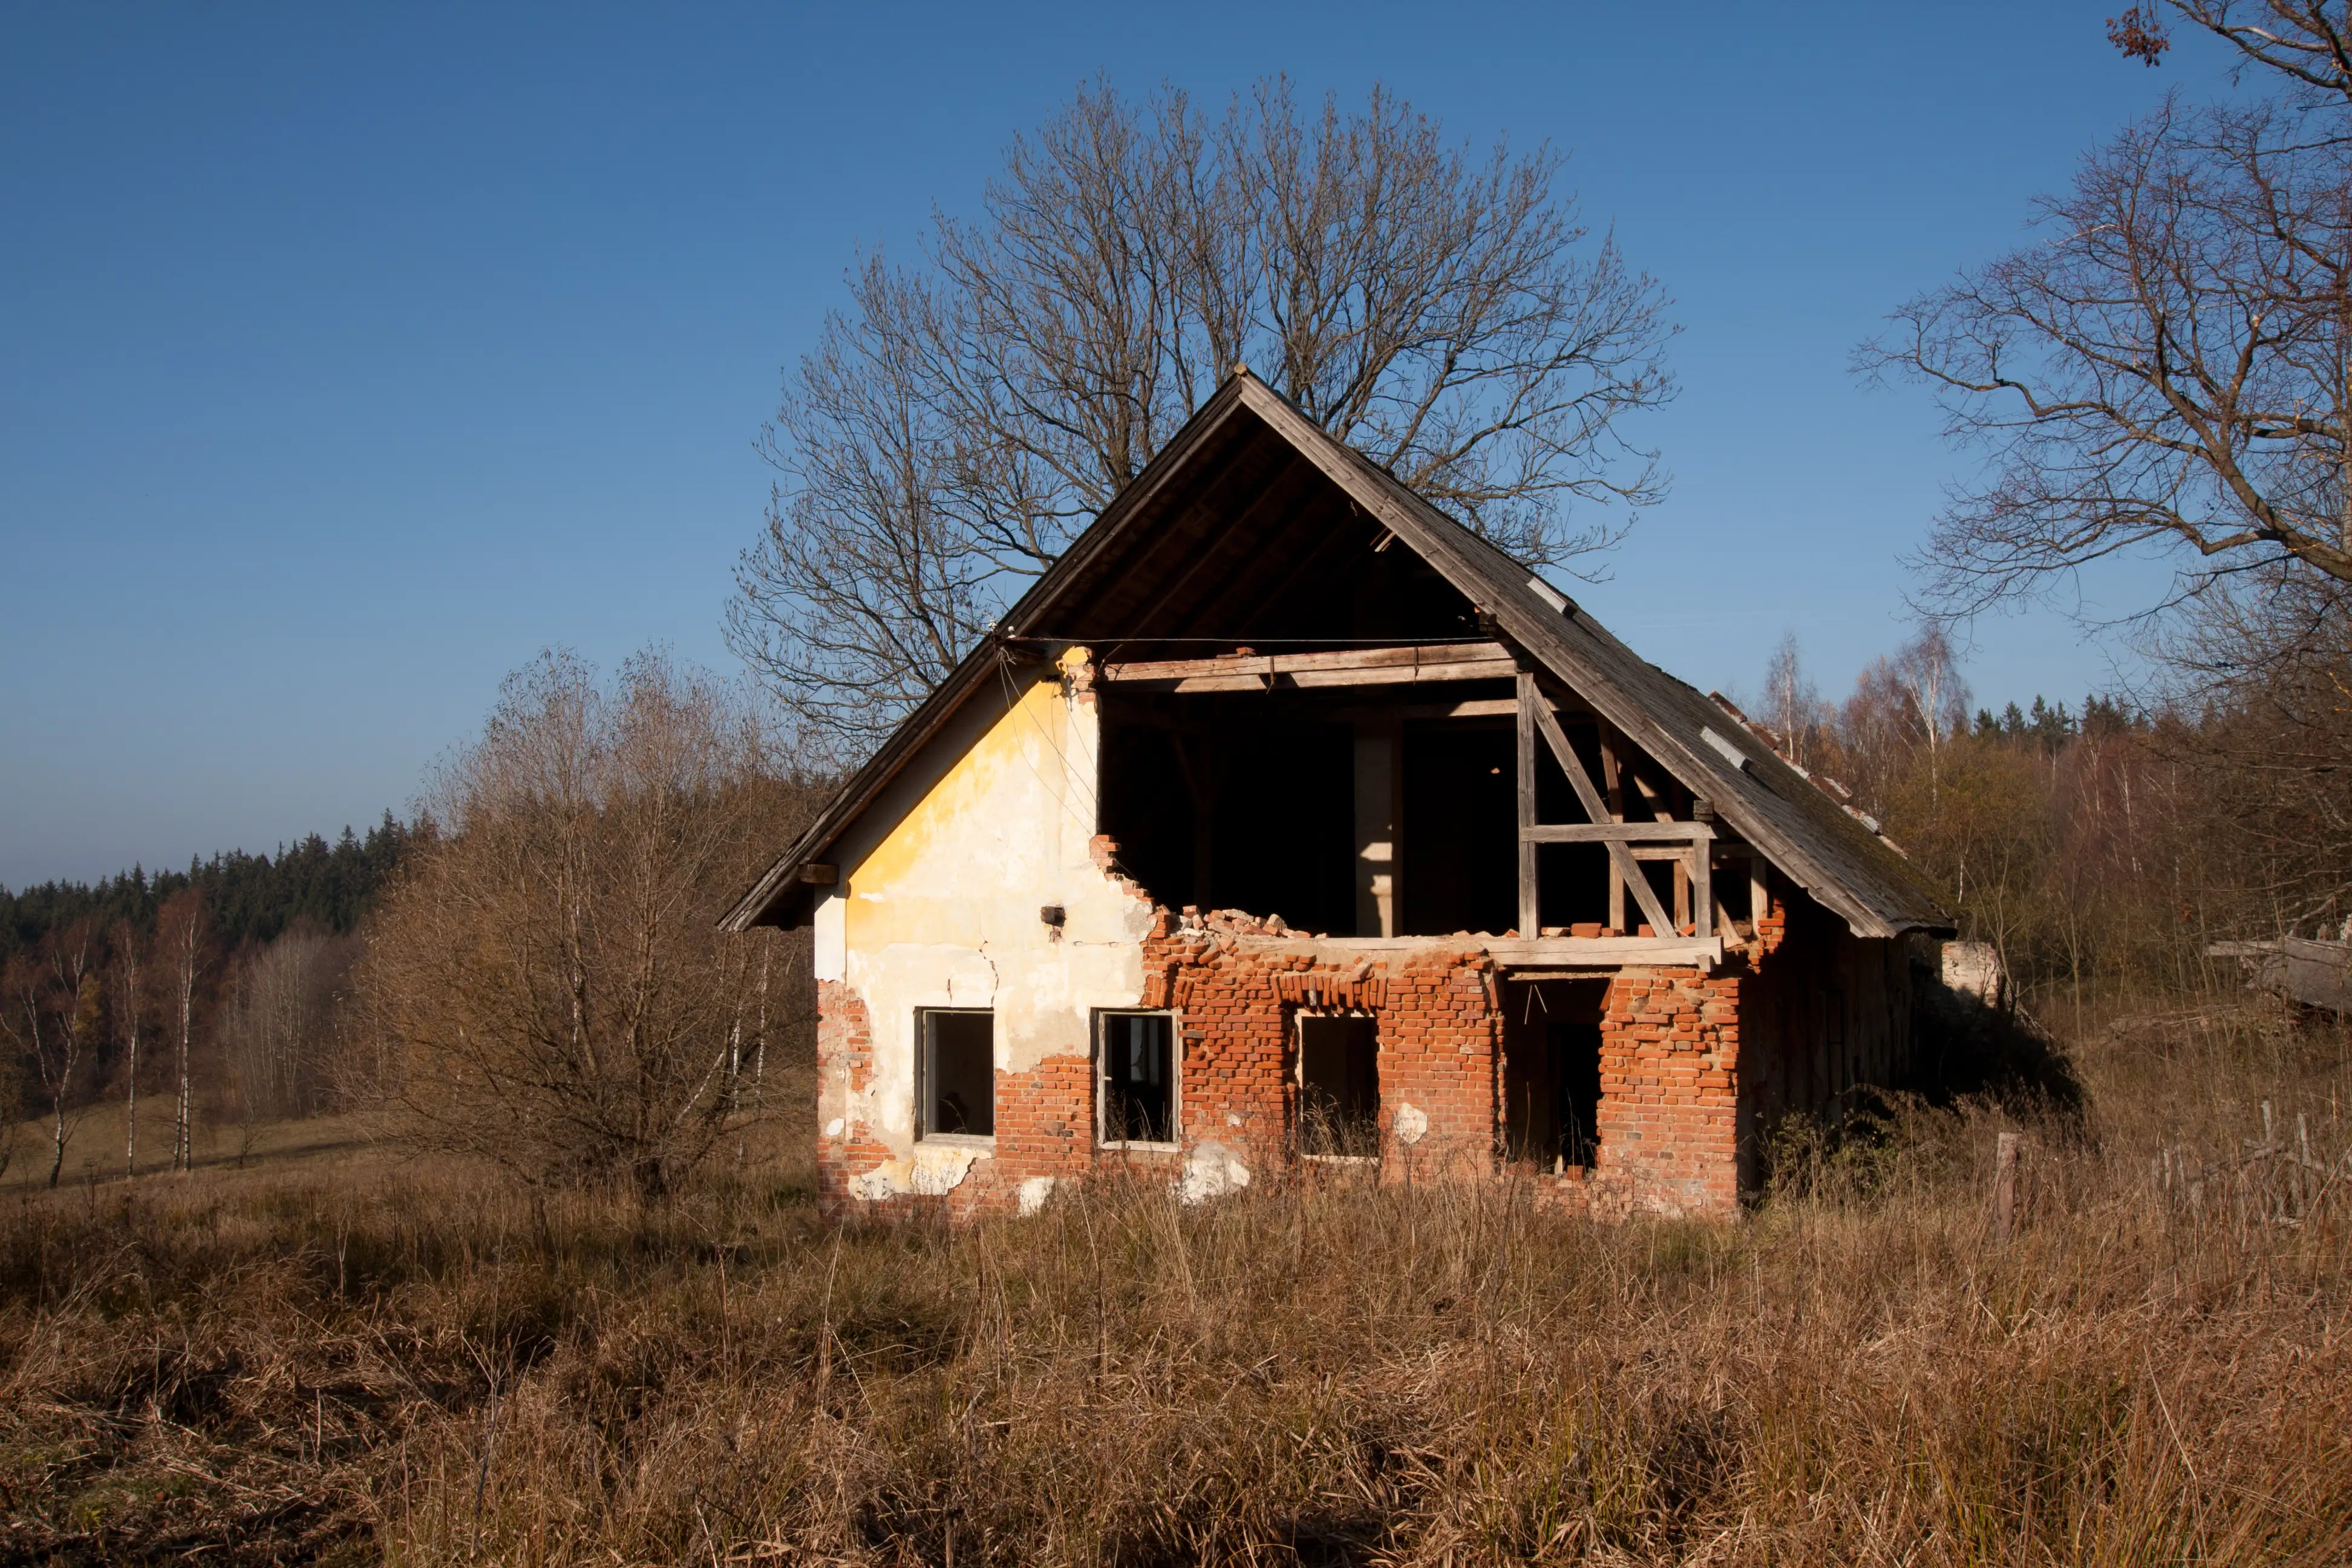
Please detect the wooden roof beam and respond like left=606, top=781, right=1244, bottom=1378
left=1099, top=641, right=1515, bottom=693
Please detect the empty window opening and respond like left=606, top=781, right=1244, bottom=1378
left=1297, top=1013, right=1380, bottom=1157
left=1099, top=1011, right=1177, bottom=1146
left=920, top=1009, right=995, bottom=1139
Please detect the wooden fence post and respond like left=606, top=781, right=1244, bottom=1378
left=1992, top=1131, right=2020, bottom=1242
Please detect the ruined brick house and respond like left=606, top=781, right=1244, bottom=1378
left=724, top=369, right=1954, bottom=1220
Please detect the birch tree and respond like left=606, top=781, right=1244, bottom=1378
left=155, top=887, right=209, bottom=1172
left=110, top=920, right=143, bottom=1178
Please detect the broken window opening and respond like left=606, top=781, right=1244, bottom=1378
left=1296, top=1012, right=1380, bottom=1158
left=918, top=1008, right=995, bottom=1141
left=1097, top=1010, right=1177, bottom=1146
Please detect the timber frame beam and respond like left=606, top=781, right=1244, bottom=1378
left=1099, top=641, right=1515, bottom=693
left=1514, top=669, right=1708, bottom=941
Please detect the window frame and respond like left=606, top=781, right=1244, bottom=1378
left=1093, top=1008, right=1181, bottom=1151
left=915, top=1006, right=997, bottom=1148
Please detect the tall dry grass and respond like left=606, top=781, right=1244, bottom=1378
left=1, top=997, right=2347, bottom=1566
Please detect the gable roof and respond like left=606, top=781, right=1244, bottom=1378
left=724, top=371, right=1953, bottom=939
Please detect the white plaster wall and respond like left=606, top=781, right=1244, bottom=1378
left=826, top=653, right=1155, bottom=1165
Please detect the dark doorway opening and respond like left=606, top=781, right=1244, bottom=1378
left=1501, top=981, right=1605, bottom=1171
left=1297, top=1013, right=1379, bottom=1156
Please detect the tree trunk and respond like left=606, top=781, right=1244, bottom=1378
left=123, top=953, right=140, bottom=1180
left=175, top=962, right=194, bottom=1172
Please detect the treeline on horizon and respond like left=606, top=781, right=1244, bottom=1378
left=0, top=812, right=415, bottom=965
left=0, top=812, right=424, bottom=1186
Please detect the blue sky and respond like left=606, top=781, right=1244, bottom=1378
left=1, top=3, right=2221, bottom=887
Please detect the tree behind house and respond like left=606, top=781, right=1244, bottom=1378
left=729, top=78, right=1678, bottom=751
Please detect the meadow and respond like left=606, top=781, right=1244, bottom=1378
left=1, top=991, right=2345, bottom=1566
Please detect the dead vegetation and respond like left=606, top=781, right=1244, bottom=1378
left=0, top=995, right=2345, bottom=1566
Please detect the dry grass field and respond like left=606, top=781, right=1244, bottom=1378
left=1, top=999, right=2346, bottom=1566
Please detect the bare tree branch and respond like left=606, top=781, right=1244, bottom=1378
left=1863, top=94, right=2352, bottom=620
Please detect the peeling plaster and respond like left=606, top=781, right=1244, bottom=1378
left=848, top=1143, right=987, bottom=1203
left=823, top=659, right=1155, bottom=1172
left=1178, top=1142, right=1252, bottom=1204
left=1393, top=1103, right=1428, bottom=1145
left=1018, top=1176, right=1057, bottom=1215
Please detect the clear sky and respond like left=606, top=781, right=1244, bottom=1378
left=1, top=2, right=2226, bottom=888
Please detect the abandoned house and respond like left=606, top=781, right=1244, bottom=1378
left=724, top=368, right=1955, bottom=1220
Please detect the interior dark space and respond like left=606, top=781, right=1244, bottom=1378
left=1501, top=981, right=1606, bottom=1169
left=1400, top=720, right=1517, bottom=936
left=1099, top=705, right=1354, bottom=934
left=1297, top=1013, right=1380, bottom=1155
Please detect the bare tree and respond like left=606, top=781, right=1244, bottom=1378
left=155, top=888, right=210, bottom=1172
left=1867, top=4, right=2352, bottom=631
left=361, top=650, right=808, bottom=1200
left=1, top=956, right=47, bottom=1184
left=2154, top=4, right=2352, bottom=101
left=730, top=79, right=1676, bottom=750
left=8, top=923, right=102, bottom=1189
left=111, top=920, right=143, bottom=1179
left=1866, top=95, right=2352, bottom=615
left=1891, top=624, right=1972, bottom=760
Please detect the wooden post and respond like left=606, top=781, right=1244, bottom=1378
left=1691, top=805, right=1713, bottom=939
left=1599, top=725, right=1625, bottom=932
left=1516, top=671, right=1540, bottom=937
left=1991, top=1131, right=2020, bottom=1241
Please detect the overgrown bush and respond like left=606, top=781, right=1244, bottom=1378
left=358, top=649, right=812, bottom=1200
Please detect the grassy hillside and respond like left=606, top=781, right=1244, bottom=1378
left=0, top=1004, right=2344, bottom=1565
left=1, top=1102, right=389, bottom=1195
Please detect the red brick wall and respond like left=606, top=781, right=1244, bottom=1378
left=1140, top=912, right=1506, bottom=1178
left=990, top=1055, right=1093, bottom=1178
left=1590, top=969, right=1742, bottom=1217
left=815, top=904, right=1810, bottom=1221
left=813, top=979, right=889, bottom=1215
